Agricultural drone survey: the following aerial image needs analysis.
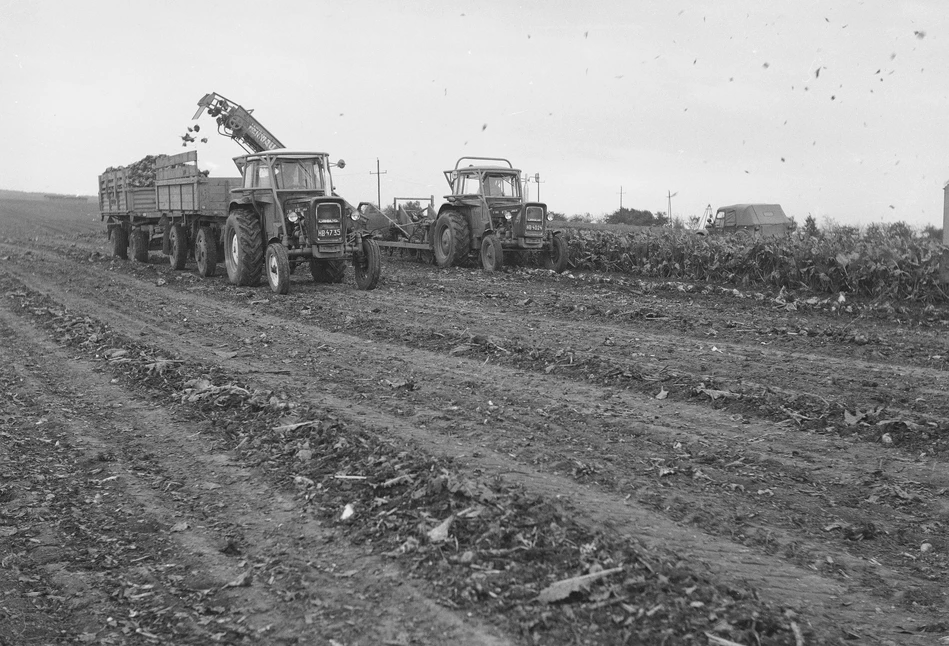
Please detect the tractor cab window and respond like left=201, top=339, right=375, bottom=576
left=242, top=162, right=256, bottom=189
left=255, top=165, right=272, bottom=188
left=274, top=159, right=325, bottom=190
left=483, top=174, right=518, bottom=198
left=458, top=173, right=481, bottom=195
left=713, top=211, right=725, bottom=229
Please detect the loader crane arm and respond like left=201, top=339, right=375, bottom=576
left=193, top=92, right=285, bottom=153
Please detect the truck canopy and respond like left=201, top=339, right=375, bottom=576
left=715, top=204, right=790, bottom=236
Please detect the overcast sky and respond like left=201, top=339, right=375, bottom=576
left=2, top=0, right=947, bottom=228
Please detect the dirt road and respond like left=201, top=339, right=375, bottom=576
left=1, top=197, right=947, bottom=645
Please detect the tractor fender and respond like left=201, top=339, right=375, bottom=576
left=228, top=196, right=261, bottom=214
left=351, top=229, right=376, bottom=243
left=436, top=204, right=470, bottom=219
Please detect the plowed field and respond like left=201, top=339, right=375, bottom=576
left=1, top=196, right=948, bottom=645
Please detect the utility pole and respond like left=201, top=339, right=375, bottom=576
left=370, top=158, right=387, bottom=208
left=618, top=186, right=624, bottom=210
left=521, top=173, right=530, bottom=200
left=667, top=190, right=678, bottom=221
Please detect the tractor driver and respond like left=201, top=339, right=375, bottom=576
left=484, top=176, right=504, bottom=197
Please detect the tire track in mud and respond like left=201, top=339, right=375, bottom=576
left=324, top=270, right=949, bottom=425
left=2, top=249, right=947, bottom=642
left=0, top=300, right=514, bottom=646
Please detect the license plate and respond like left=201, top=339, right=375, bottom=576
left=526, top=224, right=543, bottom=231
left=318, top=228, right=341, bottom=237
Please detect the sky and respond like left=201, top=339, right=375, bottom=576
left=2, top=0, right=948, bottom=229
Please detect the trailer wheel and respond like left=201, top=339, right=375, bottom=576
left=194, top=228, right=217, bottom=278
left=111, top=226, right=129, bottom=260
left=480, top=234, right=503, bottom=272
left=354, top=238, right=381, bottom=291
left=432, top=211, right=470, bottom=268
left=265, top=243, right=291, bottom=295
left=309, top=259, right=346, bottom=284
left=168, top=223, right=188, bottom=270
left=224, top=208, right=263, bottom=286
left=542, top=234, right=568, bottom=273
left=130, top=228, right=149, bottom=263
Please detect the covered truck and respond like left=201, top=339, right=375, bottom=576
left=697, top=204, right=792, bottom=237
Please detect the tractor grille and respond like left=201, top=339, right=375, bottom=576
left=525, top=206, right=545, bottom=238
left=306, top=203, right=343, bottom=250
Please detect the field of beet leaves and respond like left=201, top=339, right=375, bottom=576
left=559, top=222, right=948, bottom=303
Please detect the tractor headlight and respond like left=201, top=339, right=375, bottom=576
left=349, top=211, right=359, bottom=221
left=546, top=212, right=553, bottom=221
left=287, top=210, right=304, bottom=223
left=504, top=212, right=513, bottom=220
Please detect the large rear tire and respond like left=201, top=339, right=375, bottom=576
left=480, top=234, right=503, bottom=272
left=354, top=238, right=381, bottom=290
left=309, top=259, right=346, bottom=283
left=542, top=234, right=568, bottom=273
left=130, top=228, right=149, bottom=263
left=111, top=226, right=128, bottom=260
left=265, top=243, right=290, bottom=295
left=224, top=208, right=263, bottom=286
left=168, top=223, right=188, bottom=270
left=432, top=211, right=470, bottom=268
left=195, top=227, right=217, bottom=278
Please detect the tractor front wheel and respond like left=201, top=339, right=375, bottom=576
left=223, top=208, right=263, bottom=286
left=168, top=223, right=188, bottom=270
left=354, top=238, right=381, bottom=290
left=432, top=211, right=470, bottom=268
left=480, top=234, right=503, bottom=272
left=194, top=227, right=217, bottom=278
left=542, top=234, right=568, bottom=273
left=265, top=243, right=291, bottom=295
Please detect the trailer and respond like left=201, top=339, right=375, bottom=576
left=99, top=150, right=240, bottom=276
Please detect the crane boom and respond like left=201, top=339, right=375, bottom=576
left=193, top=92, right=285, bottom=153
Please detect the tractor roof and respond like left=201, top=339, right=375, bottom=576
left=236, top=149, right=331, bottom=161
left=455, top=165, right=521, bottom=174
left=448, top=156, right=520, bottom=174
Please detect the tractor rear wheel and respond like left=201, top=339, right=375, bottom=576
left=130, top=228, right=149, bottom=263
left=168, top=223, right=188, bottom=270
left=111, top=226, right=128, bottom=260
left=194, top=227, right=217, bottom=278
left=354, top=238, right=381, bottom=290
left=265, top=243, right=291, bottom=295
left=480, top=234, right=503, bottom=272
left=309, top=259, right=346, bottom=283
left=542, top=234, right=568, bottom=273
left=432, top=211, right=470, bottom=268
left=224, top=208, right=263, bottom=286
